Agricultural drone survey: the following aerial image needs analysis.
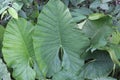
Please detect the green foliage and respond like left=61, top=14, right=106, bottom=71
left=0, top=59, right=11, bottom=80
left=0, top=0, right=120, bottom=80
left=2, top=18, right=36, bottom=80
left=0, top=25, right=5, bottom=57
left=88, top=13, right=105, bottom=20
left=0, top=0, right=11, bottom=14
left=90, top=0, right=112, bottom=10
left=0, top=25, right=4, bottom=46
left=0, top=0, right=22, bottom=20
left=93, top=77, right=116, bottom=80
left=52, top=70, right=80, bottom=80
left=8, top=7, right=18, bottom=19
left=82, top=15, right=113, bottom=51
left=80, top=50, right=114, bottom=79
left=33, top=0, right=89, bottom=77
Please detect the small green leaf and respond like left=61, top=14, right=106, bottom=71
left=110, top=31, right=120, bottom=45
left=71, top=7, right=93, bottom=22
left=71, top=7, right=93, bottom=16
left=79, top=50, right=114, bottom=79
left=90, top=0, right=101, bottom=9
left=8, top=7, right=18, bottom=19
left=72, top=14, right=86, bottom=22
left=107, top=46, right=120, bottom=66
left=100, top=3, right=109, bottom=10
left=12, top=2, right=23, bottom=11
left=82, top=16, right=113, bottom=50
left=88, top=13, right=105, bottom=20
left=1, top=10, right=7, bottom=19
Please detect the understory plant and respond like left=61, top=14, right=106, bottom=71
left=0, top=0, right=120, bottom=80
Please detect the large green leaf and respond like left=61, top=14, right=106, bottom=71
left=2, top=18, right=36, bottom=80
left=0, top=58, right=11, bottom=80
left=82, top=16, right=113, bottom=51
left=79, top=50, right=114, bottom=79
left=33, top=0, right=90, bottom=77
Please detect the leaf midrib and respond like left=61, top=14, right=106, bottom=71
left=55, top=1, right=63, bottom=48
left=17, top=23, right=31, bottom=63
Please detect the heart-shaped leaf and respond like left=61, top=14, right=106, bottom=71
left=2, top=18, right=36, bottom=80
left=33, top=0, right=90, bottom=77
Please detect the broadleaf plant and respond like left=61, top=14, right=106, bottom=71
left=1, top=0, right=120, bottom=80
left=82, top=15, right=113, bottom=51
left=80, top=50, right=114, bottom=79
left=33, top=0, right=90, bottom=77
left=2, top=18, right=36, bottom=80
